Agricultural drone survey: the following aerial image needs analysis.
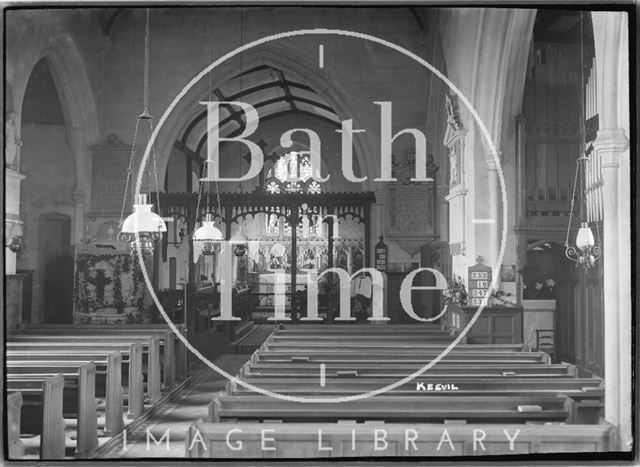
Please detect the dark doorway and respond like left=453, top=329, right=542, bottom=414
left=39, top=214, right=74, bottom=324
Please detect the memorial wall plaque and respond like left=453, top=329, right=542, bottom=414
left=90, top=134, right=133, bottom=214
left=388, top=150, right=437, bottom=237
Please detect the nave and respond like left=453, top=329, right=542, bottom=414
left=4, top=5, right=633, bottom=463
left=6, top=323, right=611, bottom=459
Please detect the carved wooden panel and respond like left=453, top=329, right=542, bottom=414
left=522, top=43, right=582, bottom=218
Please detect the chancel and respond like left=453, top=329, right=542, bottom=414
left=4, top=4, right=633, bottom=462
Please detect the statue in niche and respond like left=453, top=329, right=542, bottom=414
left=5, top=112, right=22, bottom=169
left=445, top=94, right=463, bottom=132
left=449, top=145, right=459, bottom=185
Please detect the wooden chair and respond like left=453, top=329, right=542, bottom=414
left=535, top=329, right=556, bottom=363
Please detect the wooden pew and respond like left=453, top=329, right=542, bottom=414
left=22, top=323, right=188, bottom=380
left=226, top=377, right=603, bottom=423
left=227, top=376, right=603, bottom=396
left=7, top=339, right=156, bottom=414
left=185, top=422, right=613, bottom=458
left=6, top=350, right=124, bottom=433
left=265, top=338, right=459, bottom=347
left=258, top=344, right=527, bottom=355
left=8, top=335, right=161, bottom=394
left=275, top=324, right=447, bottom=332
left=5, top=374, right=65, bottom=459
left=208, top=393, right=573, bottom=424
left=254, top=353, right=549, bottom=364
left=241, top=362, right=578, bottom=377
left=264, top=343, right=493, bottom=352
left=6, top=351, right=124, bottom=434
left=7, top=362, right=97, bottom=456
left=7, top=392, right=25, bottom=459
left=268, top=333, right=456, bottom=342
left=7, top=354, right=124, bottom=435
left=17, top=325, right=184, bottom=386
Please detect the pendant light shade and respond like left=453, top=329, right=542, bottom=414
left=575, top=222, right=595, bottom=250
left=121, top=194, right=167, bottom=233
left=119, top=194, right=167, bottom=257
left=193, top=213, right=224, bottom=258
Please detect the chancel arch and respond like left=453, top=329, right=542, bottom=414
left=155, top=45, right=378, bottom=191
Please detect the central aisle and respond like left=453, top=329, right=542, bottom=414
left=104, top=355, right=249, bottom=458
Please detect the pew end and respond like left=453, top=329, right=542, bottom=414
left=7, top=392, right=25, bottom=459
left=209, top=398, right=221, bottom=423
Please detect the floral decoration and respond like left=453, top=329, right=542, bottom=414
left=442, top=275, right=468, bottom=306
left=74, top=253, right=147, bottom=324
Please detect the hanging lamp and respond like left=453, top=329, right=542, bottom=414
left=120, top=193, right=166, bottom=256
left=117, top=9, right=166, bottom=257
left=193, top=213, right=224, bottom=259
left=564, top=12, right=601, bottom=269
left=192, top=15, right=225, bottom=263
left=564, top=154, right=601, bottom=268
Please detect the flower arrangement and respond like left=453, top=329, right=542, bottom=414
left=442, top=275, right=468, bottom=306
left=490, top=289, right=516, bottom=307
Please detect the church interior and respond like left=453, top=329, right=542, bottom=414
left=3, top=5, right=634, bottom=461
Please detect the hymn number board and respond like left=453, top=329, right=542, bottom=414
left=468, top=263, right=492, bottom=307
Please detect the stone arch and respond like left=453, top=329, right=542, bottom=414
left=21, top=34, right=100, bottom=243
left=153, top=44, right=378, bottom=191
left=497, top=12, right=536, bottom=152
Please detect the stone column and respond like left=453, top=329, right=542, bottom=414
left=485, top=154, right=501, bottom=270
left=593, top=127, right=631, bottom=450
left=72, top=190, right=85, bottom=246
left=437, top=184, right=449, bottom=242
left=446, top=185, right=468, bottom=278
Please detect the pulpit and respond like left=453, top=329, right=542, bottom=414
left=446, top=304, right=523, bottom=344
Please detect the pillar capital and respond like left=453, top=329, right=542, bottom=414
left=445, top=185, right=468, bottom=201
left=594, top=128, right=629, bottom=169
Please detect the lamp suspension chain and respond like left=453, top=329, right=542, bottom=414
left=119, top=118, right=141, bottom=228
left=564, top=157, right=580, bottom=248
left=116, top=8, right=167, bottom=257
left=578, top=11, right=587, bottom=225
left=142, top=8, right=151, bottom=118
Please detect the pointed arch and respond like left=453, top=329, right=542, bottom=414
left=19, top=34, right=100, bottom=242
left=153, top=44, right=378, bottom=190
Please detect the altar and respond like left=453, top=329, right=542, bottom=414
left=252, top=272, right=313, bottom=307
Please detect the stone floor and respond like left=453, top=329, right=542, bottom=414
left=103, top=354, right=249, bottom=458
